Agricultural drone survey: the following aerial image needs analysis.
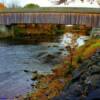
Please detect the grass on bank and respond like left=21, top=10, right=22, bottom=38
left=25, top=38, right=100, bottom=100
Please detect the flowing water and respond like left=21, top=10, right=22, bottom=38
left=0, top=40, right=56, bottom=98
left=0, top=34, right=89, bottom=98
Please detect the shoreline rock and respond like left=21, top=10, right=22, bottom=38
left=52, top=49, right=100, bottom=100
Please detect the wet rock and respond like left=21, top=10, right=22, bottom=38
left=55, top=51, right=62, bottom=55
left=52, top=95, right=67, bottom=100
left=31, top=71, right=38, bottom=80
left=59, top=48, right=65, bottom=51
left=79, top=59, right=92, bottom=69
left=36, top=51, right=47, bottom=58
left=39, top=53, right=61, bottom=65
left=81, top=71, right=90, bottom=79
left=86, top=89, right=100, bottom=100
left=31, top=84, right=35, bottom=87
left=52, top=45, right=59, bottom=47
left=85, top=75, right=100, bottom=88
left=66, top=83, right=83, bottom=96
left=24, top=70, right=30, bottom=73
left=52, top=93, right=83, bottom=100
left=62, top=96, right=81, bottom=100
left=31, top=71, right=46, bottom=81
left=41, top=53, right=55, bottom=63
left=91, top=52, right=100, bottom=62
left=89, top=65, right=100, bottom=75
left=24, top=70, right=37, bottom=74
left=46, top=43, right=59, bottom=48
left=32, top=71, right=38, bottom=74
left=97, top=62, right=100, bottom=66
left=72, top=69, right=83, bottom=81
left=36, top=46, right=66, bottom=65
left=94, top=52, right=99, bottom=57
left=52, top=49, right=100, bottom=100
left=31, top=76, right=38, bottom=81
left=91, top=55, right=96, bottom=60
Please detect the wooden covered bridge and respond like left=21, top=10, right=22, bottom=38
left=0, top=7, right=100, bottom=27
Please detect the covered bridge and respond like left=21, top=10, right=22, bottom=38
left=0, top=7, right=100, bottom=27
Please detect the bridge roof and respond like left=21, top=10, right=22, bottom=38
left=0, top=7, right=100, bottom=14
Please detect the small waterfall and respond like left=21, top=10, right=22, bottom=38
left=60, top=32, right=73, bottom=47
left=60, top=32, right=89, bottom=47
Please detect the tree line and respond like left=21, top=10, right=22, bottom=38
left=0, top=0, right=40, bottom=9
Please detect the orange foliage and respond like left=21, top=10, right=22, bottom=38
left=28, top=39, right=99, bottom=100
left=31, top=79, right=66, bottom=100
left=52, top=65, right=67, bottom=77
left=0, top=3, right=6, bottom=9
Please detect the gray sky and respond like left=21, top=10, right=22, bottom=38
left=0, top=0, right=100, bottom=7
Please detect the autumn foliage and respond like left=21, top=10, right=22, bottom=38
left=0, top=3, right=6, bottom=9
left=26, top=38, right=100, bottom=100
left=76, top=39, right=100, bottom=59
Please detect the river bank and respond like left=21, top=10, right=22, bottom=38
left=0, top=31, right=97, bottom=99
left=24, top=38, right=100, bottom=100
left=53, top=48, right=100, bottom=100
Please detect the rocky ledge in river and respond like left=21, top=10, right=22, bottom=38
left=36, top=44, right=67, bottom=66
left=52, top=49, right=100, bottom=100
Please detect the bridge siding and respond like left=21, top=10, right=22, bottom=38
left=0, top=13, right=100, bottom=27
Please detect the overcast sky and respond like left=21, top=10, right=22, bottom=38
left=0, top=0, right=100, bottom=8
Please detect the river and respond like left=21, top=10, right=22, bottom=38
left=0, top=40, right=63, bottom=98
left=0, top=34, right=88, bottom=98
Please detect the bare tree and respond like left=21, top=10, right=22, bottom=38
left=50, top=0, right=100, bottom=5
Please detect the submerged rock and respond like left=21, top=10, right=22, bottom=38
left=24, top=70, right=30, bottom=73
left=37, top=52, right=62, bottom=65
left=36, top=51, right=47, bottom=58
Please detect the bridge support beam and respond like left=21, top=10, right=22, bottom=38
left=10, top=25, right=15, bottom=38
left=0, top=25, right=11, bottom=38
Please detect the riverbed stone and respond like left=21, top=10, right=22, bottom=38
left=24, top=70, right=30, bottom=73
left=89, top=65, right=100, bottom=75
left=36, top=51, right=47, bottom=58
left=31, top=71, right=38, bottom=80
left=85, top=75, right=100, bottom=88
left=41, top=53, right=55, bottom=63
left=79, top=59, right=92, bottom=69
left=72, top=69, right=82, bottom=81
left=38, top=52, right=62, bottom=65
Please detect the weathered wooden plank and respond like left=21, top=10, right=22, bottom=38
left=0, top=12, right=99, bottom=27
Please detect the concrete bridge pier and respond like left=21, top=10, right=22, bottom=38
left=0, top=25, right=10, bottom=38
left=10, top=25, right=16, bottom=38
left=0, top=24, right=18, bottom=38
